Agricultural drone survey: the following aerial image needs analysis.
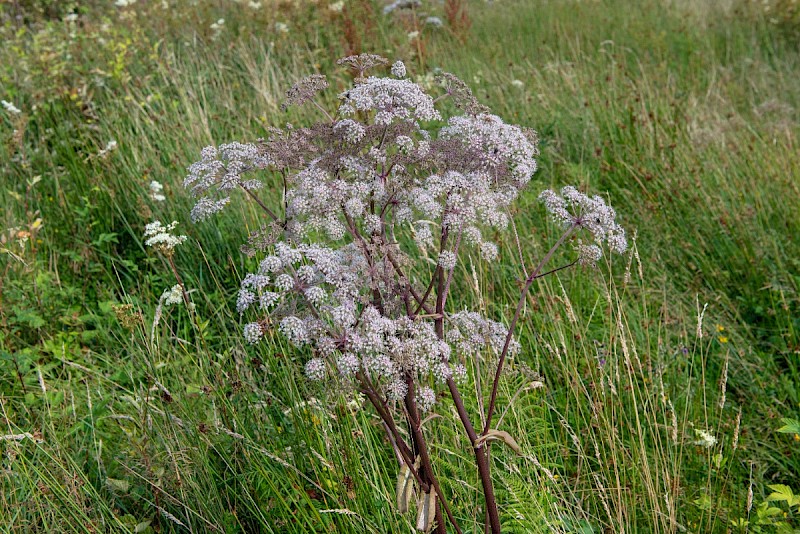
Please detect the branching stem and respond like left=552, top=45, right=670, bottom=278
left=483, top=224, right=577, bottom=434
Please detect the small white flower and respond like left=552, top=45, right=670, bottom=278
left=248, top=0, right=262, bottom=8
left=425, top=16, right=443, bottom=27
left=395, top=135, right=413, bottom=153
left=337, top=353, right=360, bottom=376
left=694, top=429, right=717, bottom=448
left=576, top=242, right=602, bottom=266
left=161, top=285, right=183, bottom=306
left=438, top=251, right=457, bottom=270
left=1, top=100, right=21, bottom=115
left=304, top=286, right=326, bottom=305
left=97, top=140, right=118, bottom=158
left=274, top=22, right=289, bottom=34
left=144, top=220, right=187, bottom=251
left=328, top=0, right=344, bottom=12
left=391, top=61, right=407, bottom=78
left=280, top=315, right=309, bottom=345
left=305, top=358, right=326, bottom=380
left=243, top=322, right=264, bottom=344
left=479, top=242, right=498, bottom=262
left=511, top=79, right=525, bottom=88
left=65, top=13, right=79, bottom=22
left=417, top=386, right=436, bottom=412
left=539, top=186, right=627, bottom=254
left=452, top=364, right=467, bottom=382
left=149, top=180, right=166, bottom=202
left=407, top=30, right=420, bottom=41
left=386, top=379, right=408, bottom=401
left=210, top=19, right=225, bottom=39
left=115, top=0, right=137, bottom=6
left=334, top=119, right=365, bottom=144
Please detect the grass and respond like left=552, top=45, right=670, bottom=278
left=1, top=0, right=799, bottom=532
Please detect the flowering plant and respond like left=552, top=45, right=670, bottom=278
left=185, top=54, right=626, bottom=533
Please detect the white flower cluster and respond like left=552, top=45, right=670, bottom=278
left=440, top=114, right=538, bottom=188
left=184, top=143, right=271, bottom=222
left=236, top=241, right=474, bottom=402
left=338, top=77, right=441, bottom=125
left=397, top=168, right=516, bottom=263
left=333, top=119, right=366, bottom=144
left=383, top=0, right=421, bottom=14
left=391, top=60, right=407, bottom=78
left=184, top=57, right=623, bottom=411
left=539, top=186, right=628, bottom=255
left=97, top=140, right=118, bottom=159
left=144, top=220, right=187, bottom=252
left=161, top=284, right=184, bottom=306
left=285, top=162, right=374, bottom=240
left=694, top=428, right=717, bottom=448
left=447, top=311, right=519, bottom=357
left=425, top=16, right=443, bottom=27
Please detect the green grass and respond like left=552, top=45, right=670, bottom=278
left=1, top=0, right=799, bottom=532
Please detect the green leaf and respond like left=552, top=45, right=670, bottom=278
left=766, top=484, right=800, bottom=507
left=106, top=478, right=130, bottom=493
left=777, top=418, right=800, bottom=435
left=92, top=232, right=119, bottom=247
left=12, top=308, right=46, bottom=329
left=134, top=519, right=153, bottom=533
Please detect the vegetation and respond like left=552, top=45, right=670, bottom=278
left=1, top=0, right=798, bottom=532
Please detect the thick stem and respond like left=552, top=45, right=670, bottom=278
left=357, top=374, right=426, bottom=489
left=483, top=224, right=577, bottom=434
left=428, top=224, right=502, bottom=532
left=445, top=377, right=501, bottom=534
left=404, top=377, right=462, bottom=534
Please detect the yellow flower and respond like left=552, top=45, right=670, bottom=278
left=716, top=324, right=725, bottom=332
left=718, top=336, right=728, bottom=344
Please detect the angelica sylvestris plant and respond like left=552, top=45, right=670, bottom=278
left=184, top=54, right=627, bottom=533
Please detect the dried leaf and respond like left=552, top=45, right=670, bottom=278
left=475, top=429, right=522, bottom=455
left=415, top=489, right=437, bottom=531
left=396, top=462, right=415, bottom=513
left=419, top=413, right=442, bottom=428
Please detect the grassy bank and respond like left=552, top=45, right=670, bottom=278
left=1, top=0, right=798, bottom=532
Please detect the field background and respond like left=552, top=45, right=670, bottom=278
left=1, top=0, right=799, bottom=532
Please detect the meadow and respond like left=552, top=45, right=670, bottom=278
left=1, top=0, right=799, bottom=532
